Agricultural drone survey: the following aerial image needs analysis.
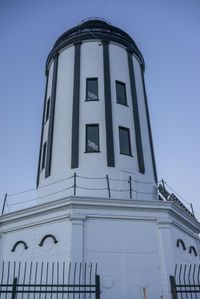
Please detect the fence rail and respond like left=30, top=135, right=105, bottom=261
left=0, top=276, right=100, bottom=299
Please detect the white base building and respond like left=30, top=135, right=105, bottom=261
left=1, top=195, right=200, bottom=298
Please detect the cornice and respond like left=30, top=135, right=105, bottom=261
left=0, top=196, right=199, bottom=234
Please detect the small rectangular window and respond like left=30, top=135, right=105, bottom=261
left=45, top=97, right=50, bottom=123
left=86, top=78, right=98, bottom=101
left=119, top=127, right=132, bottom=156
left=41, top=142, right=47, bottom=170
left=86, top=124, right=99, bottom=152
left=116, top=81, right=127, bottom=106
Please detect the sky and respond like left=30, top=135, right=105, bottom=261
left=0, top=0, right=200, bottom=218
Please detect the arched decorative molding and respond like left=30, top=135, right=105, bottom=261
left=176, top=239, right=186, bottom=251
left=189, top=246, right=197, bottom=257
left=11, top=241, right=28, bottom=252
left=39, top=234, right=58, bottom=247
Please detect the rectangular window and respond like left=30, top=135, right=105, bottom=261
left=41, top=142, right=47, bottom=170
left=86, top=78, right=98, bottom=101
left=45, top=97, right=50, bottom=123
left=116, top=81, right=127, bottom=106
left=86, top=124, right=99, bottom=152
left=119, top=127, right=132, bottom=156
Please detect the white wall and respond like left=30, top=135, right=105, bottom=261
left=39, top=60, right=54, bottom=182
left=51, top=46, right=74, bottom=176
left=1, top=220, right=71, bottom=263
left=1, top=197, right=199, bottom=299
left=171, top=224, right=200, bottom=264
left=79, top=41, right=107, bottom=170
left=84, top=218, right=162, bottom=299
left=133, top=56, right=155, bottom=179
left=37, top=40, right=157, bottom=202
left=109, top=44, right=138, bottom=174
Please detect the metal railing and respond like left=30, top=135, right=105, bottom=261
left=0, top=261, right=100, bottom=299
left=158, top=181, right=195, bottom=218
left=170, top=264, right=200, bottom=299
left=1, top=173, right=157, bottom=215
left=1, top=175, right=195, bottom=218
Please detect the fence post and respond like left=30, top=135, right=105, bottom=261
left=73, top=173, right=77, bottom=196
left=95, top=275, right=100, bottom=299
left=106, top=175, right=111, bottom=198
left=169, top=275, right=178, bottom=299
left=11, top=277, right=17, bottom=299
left=1, top=193, right=7, bottom=215
left=129, top=176, right=132, bottom=199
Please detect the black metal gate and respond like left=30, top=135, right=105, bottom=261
left=0, top=261, right=100, bottom=299
left=170, top=264, right=200, bottom=299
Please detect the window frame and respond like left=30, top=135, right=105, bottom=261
left=85, top=124, right=100, bottom=153
left=85, top=78, right=99, bottom=102
left=116, top=80, right=128, bottom=106
left=119, top=126, right=132, bottom=156
left=41, top=142, right=47, bottom=170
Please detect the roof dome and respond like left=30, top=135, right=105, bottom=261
left=46, top=19, right=144, bottom=69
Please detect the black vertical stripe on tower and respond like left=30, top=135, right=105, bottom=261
left=71, top=42, right=81, bottom=169
left=36, top=71, right=49, bottom=187
left=141, top=70, right=158, bottom=183
left=102, top=40, right=115, bottom=167
left=127, top=49, right=145, bottom=174
left=45, top=54, right=59, bottom=178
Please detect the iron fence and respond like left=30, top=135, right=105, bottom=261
left=0, top=261, right=100, bottom=299
left=170, top=264, right=200, bottom=299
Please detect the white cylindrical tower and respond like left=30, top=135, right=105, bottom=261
left=36, top=19, right=157, bottom=201
left=2, top=20, right=200, bottom=299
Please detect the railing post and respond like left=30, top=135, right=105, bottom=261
left=106, top=175, right=111, bottom=198
left=190, top=203, right=195, bottom=216
left=1, top=193, right=7, bottom=215
left=129, top=176, right=132, bottom=199
left=11, top=277, right=17, bottom=299
left=161, top=179, right=169, bottom=199
left=95, top=274, right=100, bottom=299
left=169, top=275, right=178, bottom=299
left=73, top=173, right=77, bottom=196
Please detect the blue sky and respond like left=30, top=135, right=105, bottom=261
left=0, top=0, right=200, bottom=218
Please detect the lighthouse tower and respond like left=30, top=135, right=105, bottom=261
left=1, top=19, right=200, bottom=299
left=36, top=19, right=157, bottom=202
